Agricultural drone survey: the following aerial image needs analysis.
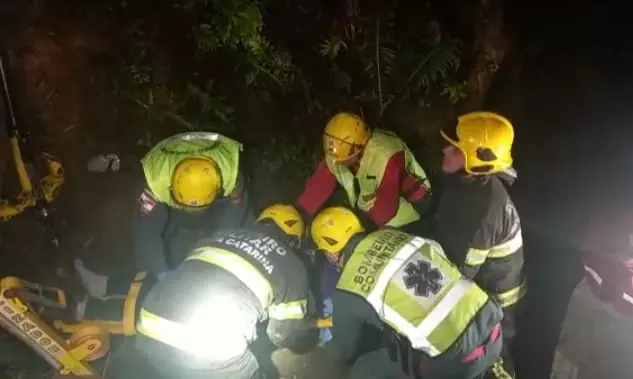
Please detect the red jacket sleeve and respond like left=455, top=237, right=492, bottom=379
left=296, top=161, right=338, bottom=215
left=366, top=152, right=405, bottom=227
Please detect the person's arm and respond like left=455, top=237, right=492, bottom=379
left=296, top=161, right=338, bottom=216
left=365, top=152, right=405, bottom=227
left=132, top=189, right=170, bottom=278
left=401, top=170, right=431, bottom=210
left=266, top=279, right=318, bottom=354
left=317, top=261, right=341, bottom=344
left=433, top=189, right=490, bottom=279
left=436, top=218, right=491, bottom=279
left=459, top=226, right=493, bottom=279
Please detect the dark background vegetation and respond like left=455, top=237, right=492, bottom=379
left=1, top=0, right=633, bottom=377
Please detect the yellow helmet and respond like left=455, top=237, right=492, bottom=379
left=310, top=206, right=365, bottom=255
left=441, top=111, right=514, bottom=175
left=171, top=157, right=221, bottom=208
left=257, top=204, right=305, bottom=239
left=323, top=112, right=370, bottom=162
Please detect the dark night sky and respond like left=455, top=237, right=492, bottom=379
left=484, top=1, right=633, bottom=241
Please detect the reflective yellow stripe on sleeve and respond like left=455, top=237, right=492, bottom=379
left=465, top=248, right=490, bottom=266
left=493, top=280, right=528, bottom=308
left=465, top=228, right=523, bottom=266
left=187, top=247, right=274, bottom=309
left=268, top=299, right=308, bottom=320
left=137, top=309, right=189, bottom=350
left=488, top=229, right=523, bottom=259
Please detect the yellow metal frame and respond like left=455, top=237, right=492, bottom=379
left=0, top=135, right=64, bottom=221
left=0, top=277, right=108, bottom=377
left=55, top=272, right=147, bottom=337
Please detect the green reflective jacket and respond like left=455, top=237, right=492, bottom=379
left=337, top=229, right=491, bottom=357
left=141, top=132, right=242, bottom=208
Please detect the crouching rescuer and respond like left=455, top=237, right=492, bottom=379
left=134, top=131, right=254, bottom=280
left=310, top=206, right=504, bottom=379
left=296, top=112, right=432, bottom=232
left=135, top=204, right=318, bottom=379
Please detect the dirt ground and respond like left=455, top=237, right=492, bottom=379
left=99, top=338, right=347, bottom=379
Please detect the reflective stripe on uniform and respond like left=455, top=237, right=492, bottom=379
left=137, top=309, right=192, bottom=351
left=464, top=228, right=523, bottom=266
left=268, top=300, right=307, bottom=320
left=363, top=236, right=487, bottom=357
left=187, top=247, right=273, bottom=309
left=325, top=130, right=429, bottom=227
left=584, top=265, right=603, bottom=284
left=493, top=279, right=527, bottom=308
left=584, top=264, right=633, bottom=306
left=366, top=237, right=426, bottom=308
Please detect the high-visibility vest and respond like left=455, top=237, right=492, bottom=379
left=325, top=129, right=430, bottom=227
left=337, top=229, right=489, bottom=357
left=141, top=132, right=242, bottom=208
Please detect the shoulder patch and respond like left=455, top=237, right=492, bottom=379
left=138, top=189, right=158, bottom=216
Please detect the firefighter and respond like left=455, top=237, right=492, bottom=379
left=133, top=131, right=254, bottom=279
left=296, top=112, right=432, bottom=233
left=133, top=204, right=319, bottom=379
left=310, top=206, right=504, bottom=379
left=433, top=111, right=525, bottom=378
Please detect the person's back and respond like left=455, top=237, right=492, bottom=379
left=133, top=131, right=254, bottom=278
left=310, top=207, right=503, bottom=379
left=135, top=204, right=318, bottom=379
left=437, top=170, right=524, bottom=304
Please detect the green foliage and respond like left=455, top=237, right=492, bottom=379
left=185, top=81, right=235, bottom=127
left=119, top=0, right=471, bottom=135
left=189, top=0, right=299, bottom=92
left=440, top=80, right=469, bottom=104
left=120, top=0, right=309, bottom=146
left=126, top=63, right=151, bottom=85
left=123, top=63, right=235, bottom=147
left=319, top=27, right=464, bottom=117
left=319, top=36, right=348, bottom=60
left=115, top=0, right=471, bottom=175
left=194, top=2, right=263, bottom=52
left=393, top=40, right=463, bottom=98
